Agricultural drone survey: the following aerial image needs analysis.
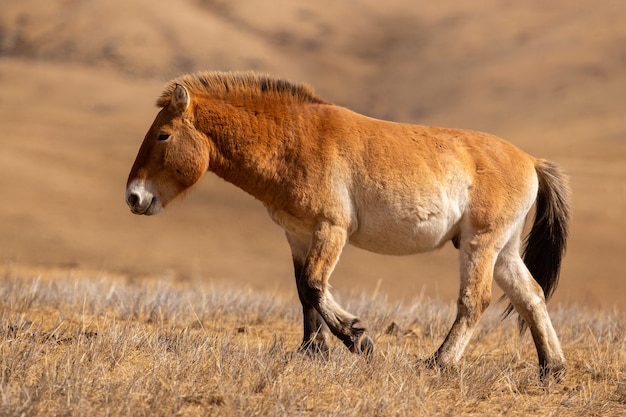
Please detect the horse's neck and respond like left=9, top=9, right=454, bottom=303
left=202, top=104, right=297, bottom=204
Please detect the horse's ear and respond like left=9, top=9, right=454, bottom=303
left=171, top=83, right=190, bottom=114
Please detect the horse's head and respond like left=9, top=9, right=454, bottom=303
left=126, top=84, right=209, bottom=215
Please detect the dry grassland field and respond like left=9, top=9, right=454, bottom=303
left=1, top=0, right=625, bottom=415
left=1, top=265, right=625, bottom=416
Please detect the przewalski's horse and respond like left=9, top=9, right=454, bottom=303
left=126, top=71, right=571, bottom=381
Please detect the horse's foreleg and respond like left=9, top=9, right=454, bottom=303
left=429, top=244, right=495, bottom=367
left=287, top=232, right=330, bottom=355
left=295, top=222, right=373, bottom=354
left=294, top=263, right=331, bottom=355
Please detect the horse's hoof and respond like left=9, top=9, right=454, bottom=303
left=540, top=364, right=566, bottom=385
left=358, top=335, right=374, bottom=355
left=553, top=366, right=566, bottom=384
left=420, top=355, right=438, bottom=369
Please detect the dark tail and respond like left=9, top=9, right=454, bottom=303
left=504, top=160, right=572, bottom=332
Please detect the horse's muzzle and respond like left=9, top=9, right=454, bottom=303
left=126, top=180, right=162, bottom=215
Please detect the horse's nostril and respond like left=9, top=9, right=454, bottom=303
left=127, top=192, right=140, bottom=208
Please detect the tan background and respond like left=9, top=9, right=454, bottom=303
left=1, top=0, right=624, bottom=309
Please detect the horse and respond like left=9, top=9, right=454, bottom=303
left=126, top=71, right=571, bottom=382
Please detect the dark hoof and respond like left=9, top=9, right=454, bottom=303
left=553, top=366, right=566, bottom=384
left=419, top=354, right=459, bottom=374
left=420, top=355, right=439, bottom=369
left=540, top=364, right=566, bottom=385
left=358, top=335, right=374, bottom=355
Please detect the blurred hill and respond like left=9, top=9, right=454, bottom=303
left=1, top=0, right=625, bottom=309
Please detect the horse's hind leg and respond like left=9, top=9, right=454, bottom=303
left=289, top=223, right=372, bottom=354
left=286, top=232, right=330, bottom=355
left=494, top=237, right=565, bottom=382
left=428, top=237, right=496, bottom=368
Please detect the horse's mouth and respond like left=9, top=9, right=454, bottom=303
left=126, top=180, right=162, bottom=215
left=130, top=197, right=161, bottom=216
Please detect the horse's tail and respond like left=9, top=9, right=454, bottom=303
left=505, top=159, right=572, bottom=332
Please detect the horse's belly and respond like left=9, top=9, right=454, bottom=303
left=348, top=200, right=462, bottom=255
left=348, top=220, right=451, bottom=255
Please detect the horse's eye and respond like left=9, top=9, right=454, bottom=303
left=157, top=133, right=171, bottom=141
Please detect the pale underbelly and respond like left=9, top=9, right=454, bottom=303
left=266, top=191, right=464, bottom=255
left=347, top=214, right=460, bottom=255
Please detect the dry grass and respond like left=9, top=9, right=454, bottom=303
left=0, top=266, right=624, bottom=416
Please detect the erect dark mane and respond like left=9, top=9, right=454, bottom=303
left=156, top=71, right=329, bottom=107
